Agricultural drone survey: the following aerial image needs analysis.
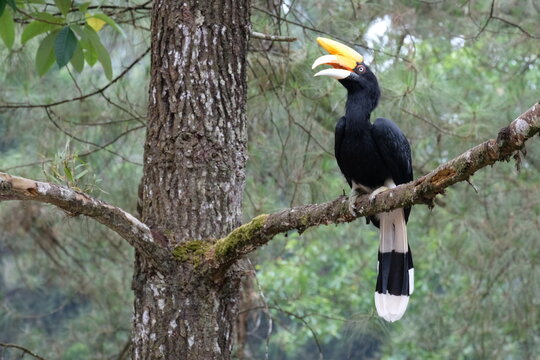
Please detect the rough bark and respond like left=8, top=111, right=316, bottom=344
left=134, top=0, right=250, bottom=358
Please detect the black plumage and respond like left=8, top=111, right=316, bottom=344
left=313, top=38, right=415, bottom=321
left=334, top=65, right=413, bottom=225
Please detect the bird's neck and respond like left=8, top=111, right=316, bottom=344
left=345, top=90, right=377, bottom=127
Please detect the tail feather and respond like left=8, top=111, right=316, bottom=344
left=375, top=208, right=413, bottom=322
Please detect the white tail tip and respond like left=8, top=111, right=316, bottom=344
left=374, top=293, right=409, bottom=322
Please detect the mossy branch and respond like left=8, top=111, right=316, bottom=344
left=1, top=101, right=538, bottom=274
left=208, top=101, right=540, bottom=271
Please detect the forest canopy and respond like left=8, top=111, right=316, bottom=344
left=0, top=0, right=539, bottom=359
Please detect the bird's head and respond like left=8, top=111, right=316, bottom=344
left=312, top=37, right=380, bottom=109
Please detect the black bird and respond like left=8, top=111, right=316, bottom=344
left=312, top=37, right=414, bottom=322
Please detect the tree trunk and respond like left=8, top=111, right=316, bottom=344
left=134, top=0, right=250, bottom=358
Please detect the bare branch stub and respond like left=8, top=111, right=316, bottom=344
left=251, top=31, right=297, bottom=42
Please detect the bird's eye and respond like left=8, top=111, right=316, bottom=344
left=356, top=65, right=366, bottom=73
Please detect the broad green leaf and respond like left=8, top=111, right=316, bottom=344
left=85, top=15, right=106, bottom=32
left=0, top=8, right=14, bottom=48
left=68, top=24, right=97, bottom=67
left=70, top=43, right=84, bottom=72
left=88, top=13, right=125, bottom=37
left=54, top=26, right=78, bottom=67
left=32, top=11, right=64, bottom=24
left=21, top=21, right=58, bottom=44
left=35, top=30, right=59, bottom=75
left=81, top=41, right=98, bottom=67
left=6, top=0, right=15, bottom=9
left=83, top=26, right=112, bottom=80
left=78, top=37, right=98, bottom=66
left=69, top=23, right=85, bottom=38
left=54, top=0, right=71, bottom=16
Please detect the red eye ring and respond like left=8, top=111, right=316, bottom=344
left=357, top=64, right=366, bottom=73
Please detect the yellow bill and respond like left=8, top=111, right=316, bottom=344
left=312, top=37, right=364, bottom=74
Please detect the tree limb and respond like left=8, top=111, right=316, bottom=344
left=0, top=173, right=167, bottom=267
left=1, top=102, right=539, bottom=275
left=250, top=31, right=297, bottom=42
left=209, top=101, right=540, bottom=271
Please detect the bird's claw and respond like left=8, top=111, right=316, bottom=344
left=348, top=188, right=361, bottom=216
left=369, top=186, right=389, bottom=203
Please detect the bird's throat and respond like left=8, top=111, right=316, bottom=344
left=345, top=90, right=377, bottom=127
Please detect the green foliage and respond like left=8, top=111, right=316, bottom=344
left=0, top=0, right=539, bottom=359
left=0, top=2, right=148, bottom=359
left=2, top=1, right=122, bottom=78
left=0, top=7, right=14, bottom=48
left=244, top=0, right=540, bottom=358
left=0, top=0, right=16, bottom=17
left=35, top=30, right=59, bottom=75
left=21, top=20, right=60, bottom=44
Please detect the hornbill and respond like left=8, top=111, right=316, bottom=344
left=312, top=38, right=414, bottom=322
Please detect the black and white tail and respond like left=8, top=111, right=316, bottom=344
left=375, top=208, right=414, bottom=322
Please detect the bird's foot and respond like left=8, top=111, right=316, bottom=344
left=369, top=186, right=389, bottom=203
left=348, top=188, right=361, bottom=216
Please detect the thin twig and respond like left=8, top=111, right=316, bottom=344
left=0, top=343, right=48, bottom=360
left=0, top=47, right=150, bottom=109
left=251, top=31, right=297, bottom=42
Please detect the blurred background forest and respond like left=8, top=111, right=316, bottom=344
left=0, top=0, right=539, bottom=359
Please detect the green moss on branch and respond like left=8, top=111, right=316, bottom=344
left=172, top=240, right=212, bottom=267
left=214, top=214, right=268, bottom=260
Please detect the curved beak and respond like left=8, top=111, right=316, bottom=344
left=312, top=37, right=364, bottom=79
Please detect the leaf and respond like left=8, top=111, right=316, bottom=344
left=32, top=12, right=64, bottom=24
left=83, top=26, right=112, bottom=80
left=35, top=30, right=59, bottom=75
left=54, top=26, right=78, bottom=67
left=1, top=0, right=16, bottom=16
left=0, top=8, right=15, bottom=48
left=74, top=168, right=89, bottom=180
left=85, top=15, right=106, bottom=32
left=21, top=21, right=57, bottom=44
left=64, top=163, right=74, bottom=183
left=70, top=43, right=84, bottom=72
left=78, top=2, right=91, bottom=13
left=88, top=13, right=125, bottom=37
left=79, top=38, right=97, bottom=66
left=54, top=0, right=71, bottom=16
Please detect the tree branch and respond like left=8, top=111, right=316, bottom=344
left=0, top=342, right=48, bottom=360
left=0, top=173, right=167, bottom=268
left=2, top=102, right=539, bottom=275
left=208, top=101, right=540, bottom=271
left=250, top=31, right=297, bottom=42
